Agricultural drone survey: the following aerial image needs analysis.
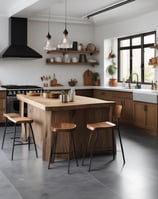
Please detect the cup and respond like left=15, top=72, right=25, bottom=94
left=73, top=41, right=78, bottom=50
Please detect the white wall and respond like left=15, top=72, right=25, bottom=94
left=0, top=19, right=95, bottom=86
left=1, top=9, right=158, bottom=87
left=94, top=9, right=158, bottom=86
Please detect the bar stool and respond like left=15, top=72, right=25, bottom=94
left=1, top=113, right=20, bottom=150
left=82, top=105, right=125, bottom=171
left=2, top=114, right=38, bottom=160
left=48, top=123, right=78, bottom=174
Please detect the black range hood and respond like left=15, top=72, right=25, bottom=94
left=2, top=17, right=42, bottom=58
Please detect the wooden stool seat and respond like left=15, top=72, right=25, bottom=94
left=7, top=116, right=33, bottom=124
left=1, top=113, right=20, bottom=150
left=82, top=105, right=125, bottom=171
left=87, top=121, right=116, bottom=131
left=51, top=123, right=77, bottom=132
left=3, top=113, right=20, bottom=118
left=48, top=122, right=78, bottom=174
left=1, top=113, right=38, bottom=160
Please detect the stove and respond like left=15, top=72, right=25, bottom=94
left=1, top=85, right=43, bottom=96
left=1, top=85, right=43, bottom=114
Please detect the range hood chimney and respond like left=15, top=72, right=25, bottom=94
left=2, top=17, right=42, bottom=58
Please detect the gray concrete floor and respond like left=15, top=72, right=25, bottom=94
left=0, top=125, right=158, bottom=199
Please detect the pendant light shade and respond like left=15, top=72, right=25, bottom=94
left=44, top=32, right=53, bottom=50
left=61, top=0, right=71, bottom=48
left=44, top=10, right=53, bottom=50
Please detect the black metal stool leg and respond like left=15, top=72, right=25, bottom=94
left=1, top=119, right=9, bottom=149
left=68, top=133, right=78, bottom=174
left=48, top=133, right=57, bottom=169
left=68, top=141, right=71, bottom=174
left=112, top=129, right=115, bottom=161
left=82, top=133, right=93, bottom=166
left=29, top=123, right=38, bottom=158
left=88, top=132, right=98, bottom=172
left=71, top=132, right=78, bottom=167
left=11, top=124, right=17, bottom=160
left=24, top=123, right=30, bottom=151
left=117, top=127, right=125, bottom=164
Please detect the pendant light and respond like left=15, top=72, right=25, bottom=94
left=62, top=0, right=71, bottom=48
left=44, top=9, right=53, bottom=50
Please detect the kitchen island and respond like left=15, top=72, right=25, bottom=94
left=17, top=94, right=115, bottom=161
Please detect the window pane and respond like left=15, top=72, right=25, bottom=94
left=120, top=39, right=130, bottom=47
left=144, top=34, right=155, bottom=44
left=132, top=37, right=141, bottom=46
left=118, top=31, right=156, bottom=84
left=144, top=47, right=155, bottom=82
left=132, top=49, right=141, bottom=82
left=119, top=49, right=130, bottom=81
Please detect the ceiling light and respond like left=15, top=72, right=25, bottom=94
left=44, top=9, right=53, bottom=50
left=84, top=0, right=136, bottom=19
left=61, top=0, right=71, bottom=49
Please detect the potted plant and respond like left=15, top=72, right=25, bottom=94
left=107, top=51, right=117, bottom=86
left=92, top=72, right=100, bottom=86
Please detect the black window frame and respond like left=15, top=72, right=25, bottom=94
left=117, top=31, right=156, bottom=84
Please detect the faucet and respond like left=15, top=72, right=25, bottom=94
left=126, top=73, right=141, bottom=89
left=132, top=73, right=141, bottom=89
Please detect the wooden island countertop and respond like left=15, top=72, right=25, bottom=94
left=17, top=94, right=115, bottom=111
left=17, top=94, right=115, bottom=161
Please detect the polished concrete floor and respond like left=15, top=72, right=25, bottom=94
left=0, top=125, right=158, bottom=199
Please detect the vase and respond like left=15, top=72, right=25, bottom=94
left=109, top=78, right=117, bottom=87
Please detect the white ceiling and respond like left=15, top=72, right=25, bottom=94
left=0, top=0, right=158, bottom=25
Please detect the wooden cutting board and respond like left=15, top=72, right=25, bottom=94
left=50, top=73, right=58, bottom=86
left=83, top=69, right=93, bottom=86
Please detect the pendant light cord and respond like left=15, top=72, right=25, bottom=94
left=65, top=0, right=67, bottom=30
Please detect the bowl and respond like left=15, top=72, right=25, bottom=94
left=68, top=80, right=77, bottom=87
left=48, top=91, right=61, bottom=98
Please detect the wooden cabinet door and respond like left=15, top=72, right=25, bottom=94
left=133, top=101, right=146, bottom=128
left=145, top=103, right=157, bottom=132
left=124, top=98, right=133, bottom=123
left=0, top=91, right=6, bottom=123
left=133, top=101, right=157, bottom=134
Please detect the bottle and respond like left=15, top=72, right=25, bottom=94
left=122, top=78, right=125, bottom=87
left=68, top=88, right=75, bottom=102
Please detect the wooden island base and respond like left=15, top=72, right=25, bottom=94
left=17, top=94, right=115, bottom=161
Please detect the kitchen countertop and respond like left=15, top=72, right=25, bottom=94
left=1, top=84, right=158, bottom=96
left=0, top=88, right=7, bottom=91
left=43, top=85, right=158, bottom=94
left=16, top=94, right=115, bottom=111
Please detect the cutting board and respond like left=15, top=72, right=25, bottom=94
left=83, top=69, right=93, bottom=86
left=50, top=73, right=58, bottom=86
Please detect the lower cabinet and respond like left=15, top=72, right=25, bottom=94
left=0, top=91, right=6, bottom=123
left=75, top=89, right=93, bottom=97
left=93, top=89, right=133, bottom=124
left=133, top=101, right=157, bottom=135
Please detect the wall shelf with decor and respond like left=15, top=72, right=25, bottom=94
left=149, top=45, right=158, bottom=66
left=45, top=49, right=99, bottom=67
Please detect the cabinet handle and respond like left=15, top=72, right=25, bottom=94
left=144, top=105, right=147, bottom=111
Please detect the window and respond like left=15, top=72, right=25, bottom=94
left=118, top=31, right=156, bottom=84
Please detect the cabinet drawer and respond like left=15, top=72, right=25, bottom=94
left=0, top=91, right=6, bottom=98
left=0, top=100, right=6, bottom=109
left=112, top=91, right=132, bottom=99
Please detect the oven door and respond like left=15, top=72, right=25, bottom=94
left=6, top=96, right=27, bottom=116
left=6, top=96, right=19, bottom=113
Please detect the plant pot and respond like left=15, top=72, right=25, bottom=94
left=93, top=80, right=100, bottom=86
left=109, top=78, right=117, bottom=87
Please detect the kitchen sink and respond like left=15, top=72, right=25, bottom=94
left=133, top=90, right=158, bottom=103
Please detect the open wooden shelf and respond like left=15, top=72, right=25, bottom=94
left=47, top=49, right=99, bottom=55
left=46, top=59, right=99, bottom=67
left=46, top=46, right=99, bottom=67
